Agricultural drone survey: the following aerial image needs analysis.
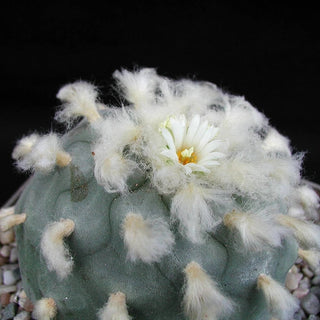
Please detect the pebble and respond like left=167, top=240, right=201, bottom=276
left=0, top=285, right=17, bottom=294
left=310, top=286, right=320, bottom=299
left=303, top=266, right=315, bottom=278
left=301, top=293, right=320, bottom=315
left=1, top=302, right=18, bottom=320
left=293, top=287, right=310, bottom=299
left=308, top=316, right=320, bottom=320
left=3, top=268, right=21, bottom=286
left=0, top=255, right=8, bottom=266
left=312, top=276, right=320, bottom=286
left=294, top=308, right=307, bottom=320
left=10, top=247, right=18, bottom=263
left=286, top=271, right=303, bottom=290
left=13, top=311, right=31, bottom=320
left=0, top=229, right=15, bottom=245
left=0, top=245, right=11, bottom=258
left=300, top=277, right=311, bottom=290
left=18, top=291, right=33, bottom=312
left=0, top=292, right=11, bottom=306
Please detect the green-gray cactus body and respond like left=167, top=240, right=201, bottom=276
left=9, top=69, right=320, bottom=320
left=15, top=122, right=297, bottom=320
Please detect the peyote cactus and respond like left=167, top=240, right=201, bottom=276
left=2, top=68, right=320, bottom=320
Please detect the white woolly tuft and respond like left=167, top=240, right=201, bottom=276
left=0, top=206, right=15, bottom=219
left=298, top=248, right=320, bottom=271
left=262, top=128, right=291, bottom=155
left=93, top=108, right=141, bottom=193
left=13, top=133, right=71, bottom=173
left=223, top=210, right=286, bottom=251
left=32, top=298, right=57, bottom=320
left=113, top=68, right=159, bottom=107
left=151, top=165, right=186, bottom=194
left=288, top=185, right=320, bottom=220
left=211, top=151, right=301, bottom=201
left=122, top=213, right=174, bottom=263
left=257, top=274, right=299, bottom=320
left=0, top=213, right=27, bottom=232
left=183, top=261, right=234, bottom=320
left=171, top=184, right=222, bottom=243
left=298, top=185, right=319, bottom=220
left=12, top=133, right=40, bottom=160
left=94, top=152, right=137, bottom=193
left=98, top=292, right=131, bottom=320
left=56, top=81, right=101, bottom=124
left=216, top=96, right=268, bottom=152
left=40, top=218, right=75, bottom=280
left=276, top=215, right=320, bottom=249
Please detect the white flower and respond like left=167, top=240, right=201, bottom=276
left=159, top=114, right=224, bottom=174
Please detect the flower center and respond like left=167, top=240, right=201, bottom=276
left=177, top=147, right=197, bottom=165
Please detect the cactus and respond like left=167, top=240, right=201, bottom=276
left=3, top=68, right=320, bottom=320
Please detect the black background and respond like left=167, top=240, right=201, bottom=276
left=1, top=2, right=319, bottom=205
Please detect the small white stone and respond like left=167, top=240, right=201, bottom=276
left=13, top=311, right=31, bottom=320
left=302, top=266, right=314, bottom=278
left=0, top=284, right=17, bottom=294
left=10, top=247, right=18, bottom=263
left=286, top=271, right=303, bottom=291
left=0, top=269, right=2, bottom=285
left=290, top=265, right=300, bottom=274
left=299, top=277, right=311, bottom=290
left=1, top=263, right=19, bottom=271
left=3, top=269, right=20, bottom=286
left=312, top=275, right=320, bottom=285
left=293, top=287, right=310, bottom=299
left=0, top=229, right=15, bottom=244
left=0, top=245, right=11, bottom=257
left=301, top=293, right=320, bottom=315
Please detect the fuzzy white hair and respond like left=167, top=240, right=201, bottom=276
left=257, top=274, right=299, bottom=320
left=40, top=218, right=75, bottom=280
left=56, top=81, right=101, bottom=124
left=223, top=209, right=287, bottom=251
left=94, top=152, right=137, bottom=193
left=276, top=215, right=320, bottom=249
left=211, top=151, right=301, bottom=201
left=171, top=184, right=223, bottom=243
left=151, top=165, right=187, bottom=194
left=0, top=213, right=26, bottom=232
left=121, top=213, right=174, bottom=263
left=32, top=298, right=57, bottom=320
left=98, top=292, right=131, bottom=320
left=183, top=261, right=234, bottom=320
left=262, top=128, right=291, bottom=155
left=13, top=133, right=71, bottom=173
left=156, top=77, right=223, bottom=117
left=294, top=185, right=320, bottom=220
left=12, top=133, right=40, bottom=160
left=298, top=248, right=320, bottom=271
left=216, top=96, right=268, bottom=152
left=113, top=68, right=159, bottom=107
left=93, top=109, right=141, bottom=193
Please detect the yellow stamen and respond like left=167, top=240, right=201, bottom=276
left=177, top=147, right=197, bottom=165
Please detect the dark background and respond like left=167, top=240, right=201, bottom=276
left=1, top=2, right=319, bottom=206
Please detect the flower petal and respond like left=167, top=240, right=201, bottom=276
left=184, top=115, right=200, bottom=146
left=161, top=127, right=176, bottom=152
left=169, top=115, right=186, bottom=150
left=160, top=149, right=178, bottom=161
